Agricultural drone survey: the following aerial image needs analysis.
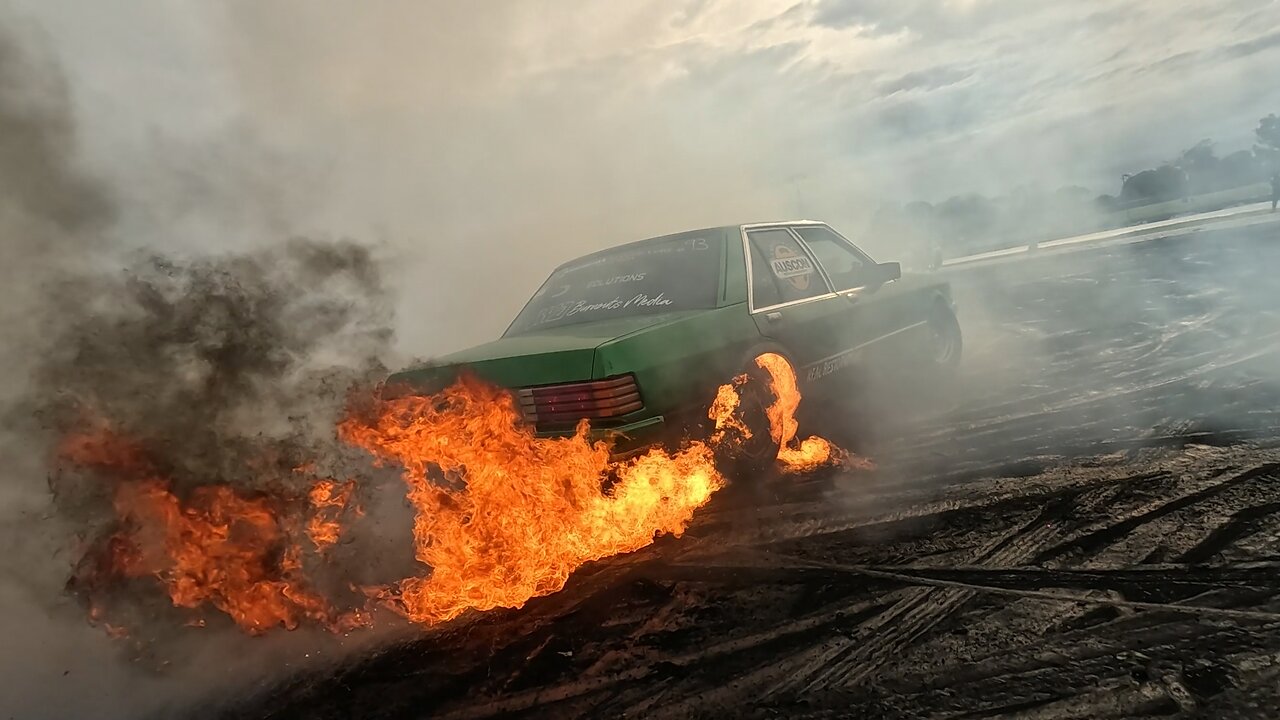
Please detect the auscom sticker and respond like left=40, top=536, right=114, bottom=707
left=769, top=244, right=813, bottom=291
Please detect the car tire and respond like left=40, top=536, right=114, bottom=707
left=926, top=304, right=963, bottom=374
left=738, top=366, right=782, bottom=462
left=716, top=364, right=782, bottom=494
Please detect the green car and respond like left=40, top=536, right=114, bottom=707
left=389, top=221, right=960, bottom=457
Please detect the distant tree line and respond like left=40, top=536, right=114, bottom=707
left=874, top=113, right=1280, bottom=260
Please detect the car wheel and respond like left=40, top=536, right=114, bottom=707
left=713, top=364, right=783, bottom=498
left=735, top=367, right=782, bottom=467
left=926, top=305, right=963, bottom=373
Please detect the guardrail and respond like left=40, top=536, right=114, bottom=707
left=939, top=200, right=1279, bottom=270
left=1108, top=182, right=1271, bottom=225
left=942, top=183, right=1273, bottom=261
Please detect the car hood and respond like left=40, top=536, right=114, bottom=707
left=389, top=311, right=702, bottom=391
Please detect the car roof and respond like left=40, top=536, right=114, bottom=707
left=553, top=220, right=830, bottom=271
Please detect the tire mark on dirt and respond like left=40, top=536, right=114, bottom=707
left=842, top=562, right=1280, bottom=597
left=1032, top=463, right=1280, bottom=565
left=1179, top=500, right=1280, bottom=565
left=695, top=468, right=1172, bottom=555
left=762, top=502, right=1068, bottom=697
left=437, top=591, right=910, bottom=719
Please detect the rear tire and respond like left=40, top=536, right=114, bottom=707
left=715, top=365, right=782, bottom=501
left=735, top=368, right=781, bottom=469
left=907, top=304, right=962, bottom=413
left=926, top=304, right=962, bottom=374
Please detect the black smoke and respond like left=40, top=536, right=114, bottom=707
left=0, top=24, right=408, bottom=720
left=37, top=238, right=393, bottom=500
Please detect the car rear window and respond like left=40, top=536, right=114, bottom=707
left=505, top=232, right=723, bottom=335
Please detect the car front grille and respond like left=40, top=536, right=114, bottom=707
left=517, top=374, right=643, bottom=430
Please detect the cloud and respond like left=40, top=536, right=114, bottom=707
left=878, top=65, right=973, bottom=96
left=808, top=0, right=1038, bottom=38
left=1221, top=28, right=1280, bottom=61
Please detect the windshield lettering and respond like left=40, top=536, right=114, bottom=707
left=506, top=233, right=721, bottom=335
left=585, top=273, right=646, bottom=289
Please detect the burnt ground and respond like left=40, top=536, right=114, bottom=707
left=224, top=223, right=1280, bottom=720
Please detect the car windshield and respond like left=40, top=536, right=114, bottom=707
left=505, top=231, right=723, bottom=335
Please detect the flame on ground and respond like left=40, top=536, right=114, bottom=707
left=338, top=375, right=722, bottom=625
left=307, top=478, right=359, bottom=552
left=66, top=353, right=856, bottom=635
left=62, top=426, right=367, bottom=635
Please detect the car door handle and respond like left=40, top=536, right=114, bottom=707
left=765, top=311, right=782, bottom=322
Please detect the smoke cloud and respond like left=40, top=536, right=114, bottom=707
left=0, top=24, right=406, bottom=720
left=0, top=2, right=1277, bottom=718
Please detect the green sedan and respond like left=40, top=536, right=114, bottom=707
left=389, top=221, right=961, bottom=458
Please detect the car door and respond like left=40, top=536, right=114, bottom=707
left=743, top=226, right=851, bottom=382
left=790, top=224, right=914, bottom=373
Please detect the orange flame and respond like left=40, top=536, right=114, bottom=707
left=754, top=353, right=841, bottom=472
left=112, top=479, right=336, bottom=634
left=67, top=353, right=857, bottom=635
left=307, top=478, right=358, bottom=552
left=339, top=375, right=722, bottom=625
left=62, top=427, right=366, bottom=636
left=708, top=373, right=751, bottom=444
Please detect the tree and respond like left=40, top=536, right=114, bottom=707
left=1043, top=186, right=1094, bottom=235
left=1219, top=150, right=1261, bottom=189
left=867, top=202, right=908, bottom=248
left=936, top=194, right=999, bottom=252
left=1257, top=114, right=1280, bottom=174
left=1055, top=185, right=1092, bottom=202
left=1257, top=114, right=1280, bottom=150
left=903, top=200, right=936, bottom=221
left=1121, top=165, right=1188, bottom=204
left=1181, top=138, right=1216, bottom=166
left=902, top=201, right=942, bottom=249
left=1178, top=139, right=1219, bottom=195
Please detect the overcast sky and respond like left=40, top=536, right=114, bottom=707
left=5, top=0, right=1280, bottom=353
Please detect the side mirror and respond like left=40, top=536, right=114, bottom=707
left=875, top=261, right=901, bottom=284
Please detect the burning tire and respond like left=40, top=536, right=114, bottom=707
left=708, top=362, right=782, bottom=486
left=734, top=366, right=782, bottom=470
left=708, top=350, right=842, bottom=492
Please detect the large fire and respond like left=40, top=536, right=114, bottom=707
left=62, top=427, right=366, bottom=635
left=339, top=375, right=722, bottom=624
left=65, top=354, right=849, bottom=635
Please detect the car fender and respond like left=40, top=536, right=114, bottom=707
left=736, top=340, right=797, bottom=378
left=928, top=284, right=958, bottom=317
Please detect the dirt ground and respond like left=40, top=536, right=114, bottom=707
left=222, top=223, right=1280, bottom=719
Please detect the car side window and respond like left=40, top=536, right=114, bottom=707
left=794, top=226, right=874, bottom=291
left=746, top=229, right=828, bottom=309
